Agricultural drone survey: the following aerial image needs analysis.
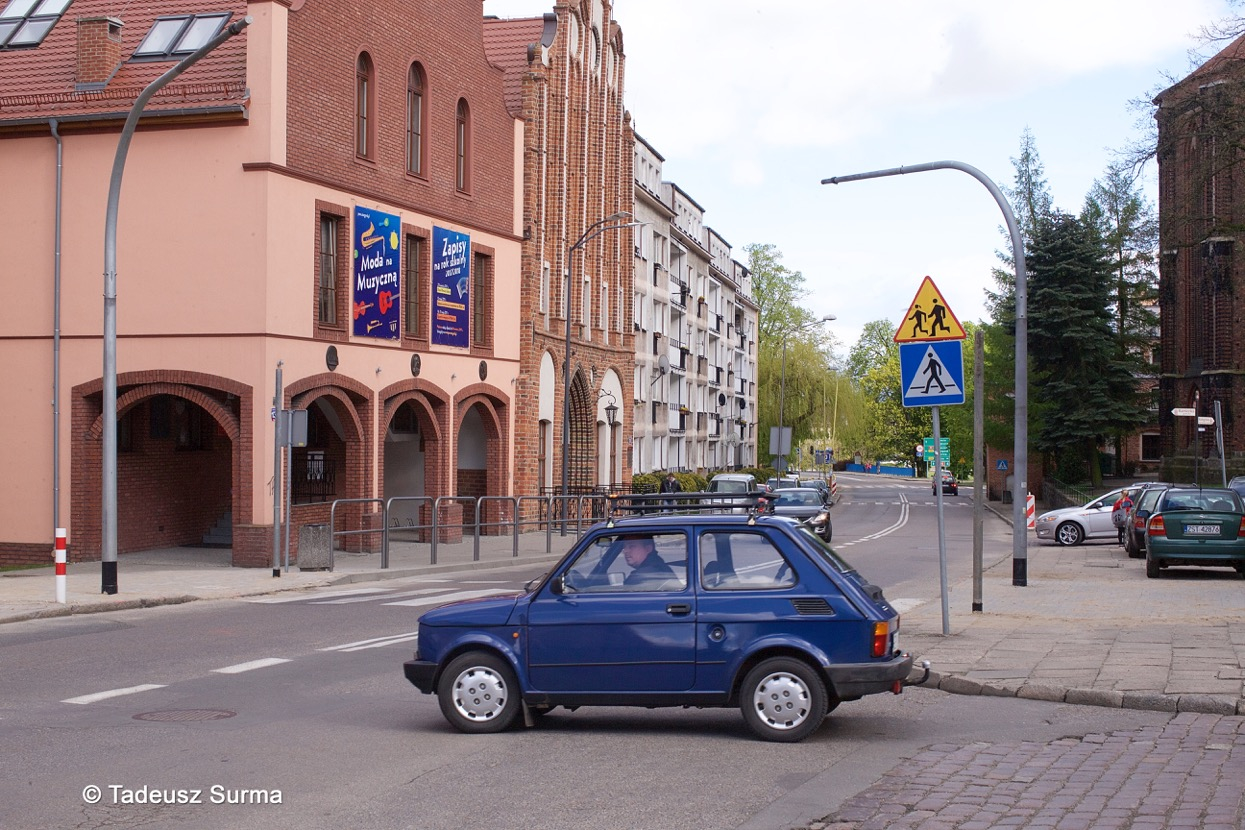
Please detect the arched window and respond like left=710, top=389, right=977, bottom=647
left=455, top=98, right=471, bottom=192
left=356, top=52, right=375, bottom=159
left=406, top=63, right=426, bottom=176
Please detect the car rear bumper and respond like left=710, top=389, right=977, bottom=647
left=403, top=659, right=437, bottom=694
left=825, top=651, right=916, bottom=698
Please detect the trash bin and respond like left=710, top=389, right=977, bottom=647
left=298, top=523, right=332, bottom=571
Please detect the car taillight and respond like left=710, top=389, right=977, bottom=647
left=1238, top=517, right=1245, bottom=538
left=872, top=621, right=889, bottom=658
left=1148, top=515, right=1165, bottom=535
left=1133, top=514, right=1145, bottom=529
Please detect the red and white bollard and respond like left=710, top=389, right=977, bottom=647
left=1025, top=494, right=1036, bottom=530
left=54, top=528, right=67, bottom=604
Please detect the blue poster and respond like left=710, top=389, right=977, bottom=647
left=432, top=226, right=471, bottom=348
left=352, top=206, right=401, bottom=340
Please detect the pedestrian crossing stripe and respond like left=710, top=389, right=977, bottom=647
left=899, top=340, right=965, bottom=407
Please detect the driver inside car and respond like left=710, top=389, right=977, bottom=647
left=620, top=535, right=675, bottom=586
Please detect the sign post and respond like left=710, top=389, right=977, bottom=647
left=895, top=276, right=966, bottom=634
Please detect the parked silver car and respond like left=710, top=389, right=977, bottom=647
left=1034, top=486, right=1133, bottom=546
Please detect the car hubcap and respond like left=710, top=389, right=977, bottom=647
left=1058, top=526, right=1078, bottom=545
left=451, top=667, right=508, bottom=721
left=752, top=671, right=810, bottom=730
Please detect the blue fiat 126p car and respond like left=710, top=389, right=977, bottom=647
left=403, top=494, right=927, bottom=742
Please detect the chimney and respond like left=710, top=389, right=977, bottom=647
left=76, top=17, right=123, bottom=88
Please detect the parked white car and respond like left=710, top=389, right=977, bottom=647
left=1034, top=486, right=1131, bottom=546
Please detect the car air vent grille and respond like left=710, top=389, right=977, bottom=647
left=791, top=598, right=835, bottom=615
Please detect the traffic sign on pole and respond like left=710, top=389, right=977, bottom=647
left=894, top=276, right=967, bottom=342
left=899, top=340, right=965, bottom=407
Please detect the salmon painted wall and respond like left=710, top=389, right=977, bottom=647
left=0, top=2, right=521, bottom=548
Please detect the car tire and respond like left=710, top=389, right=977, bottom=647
left=739, top=657, right=828, bottom=743
left=1145, top=555, right=1160, bottom=579
left=1055, top=522, right=1084, bottom=546
left=437, top=651, right=520, bottom=734
left=1127, top=539, right=1143, bottom=559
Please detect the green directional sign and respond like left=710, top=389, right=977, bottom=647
left=923, top=437, right=950, bottom=464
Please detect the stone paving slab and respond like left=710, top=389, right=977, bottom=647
left=803, top=714, right=1245, bottom=830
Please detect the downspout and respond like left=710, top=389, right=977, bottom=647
left=50, top=118, right=63, bottom=533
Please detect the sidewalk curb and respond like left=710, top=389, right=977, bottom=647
left=924, top=671, right=1245, bottom=716
left=0, top=553, right=567, bottom=627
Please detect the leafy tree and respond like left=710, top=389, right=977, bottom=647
left=983, top=129, right=1054, bottom=455
left=1082, top=164, right=1160, bottom=468
left=846, top=320, right=930, bottom=463
left=745, top=243, right=836, bottom=463
left=1026, top=212, right=1149, bottom=486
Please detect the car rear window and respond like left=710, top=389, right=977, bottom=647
left=796, top=526, right=854, bottom=574
left=1159, top=489, right=1243, bottom=512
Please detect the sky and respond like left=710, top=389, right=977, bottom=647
left=483, top=0, right=1236, bottom=353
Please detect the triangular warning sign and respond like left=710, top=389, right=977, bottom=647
left=894, top=276, right=966, bottom=342
left=904, top=345, right=963, bottom=399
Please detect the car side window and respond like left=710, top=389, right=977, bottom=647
left=699, top=531, right=796, bottom=591
left=560, top=532, right=687, bottom=593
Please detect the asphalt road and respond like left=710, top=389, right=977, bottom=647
left=1, top=476, right=1230, bottom=830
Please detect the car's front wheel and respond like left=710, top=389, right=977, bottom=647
left=437, top=651, right=520, bottom=734
left=740, top=657, right=828, bottom=743
left=1055, top=522, right=1084, bottom=546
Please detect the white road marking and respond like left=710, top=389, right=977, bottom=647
left=321, top=631, right=422, bottom=652
left=247, top=587, right=392, bottom=604
left=384, top=588, right=514, bottom=607
left=312, top=587, right=451, bottom=604
left=835, top=494, right=910, bottom=548
left=212, top=658, right=291, bottom=674
left=63, top=684, right=166, bottom=705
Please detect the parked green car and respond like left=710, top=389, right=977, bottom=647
left=1144, top=487, right=1245, bottom=579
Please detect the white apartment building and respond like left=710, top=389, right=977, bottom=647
left=631, top=134, right=759, bottom=474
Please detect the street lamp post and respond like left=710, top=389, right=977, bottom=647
left=560, top=212, right=642, bottom=530
left=776, top=314, right=835, bottom=474
left=100, top=16, right=251, bottom=594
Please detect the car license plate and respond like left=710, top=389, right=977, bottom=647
left=1183, top=524, right=1219, bottom=536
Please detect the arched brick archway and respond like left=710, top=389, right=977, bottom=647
left=283, top=374, right=374, bottom=555
left=454, top=383, right=510, bottom=535
left=567, top=369, right=595, bottom=492
left=379, top=380, right=451, bottom=535
left=71, top=371, right=252, bottom=563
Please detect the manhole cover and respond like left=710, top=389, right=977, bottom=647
left=133, top=709, right=236, bottom=722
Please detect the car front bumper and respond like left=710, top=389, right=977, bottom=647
left=403, top=658, right=437, bottom=694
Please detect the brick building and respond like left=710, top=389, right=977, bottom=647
left=484, top=0, right=635, bottom=498
left=1154, top=35, right=1245, bottom=468
left=0, top=0, right=522, bottom=566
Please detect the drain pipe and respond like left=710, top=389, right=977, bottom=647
left=50, top=118, right=63, bottom=534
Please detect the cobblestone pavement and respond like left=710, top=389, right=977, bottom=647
left=804, top=713, right=1245, bottom=830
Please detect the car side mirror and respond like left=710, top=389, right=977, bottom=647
left=549, top=574, right=566, bottom=595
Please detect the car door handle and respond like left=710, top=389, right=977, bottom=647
left=666, top=603, right=691, bottom=616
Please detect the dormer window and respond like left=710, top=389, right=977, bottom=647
left=0, top=0, right=72, bottom=49
left=132, top=12, right=229, bottom=60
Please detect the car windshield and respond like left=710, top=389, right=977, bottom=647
left=711, top=480, right=748, bottom=493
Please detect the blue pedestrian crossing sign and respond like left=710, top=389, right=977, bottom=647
left=899, top=340, right=965, bottom=407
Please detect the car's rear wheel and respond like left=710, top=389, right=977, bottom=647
left=1126, top=536, right=1143, bottom=558
left=437, top=652, right=520, bottom=734
left=1145, top=555, right=1161, bottom=579
left=740, top=657, right=828, bottom=743
left=1055, top=522, right=1084, bottom=546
